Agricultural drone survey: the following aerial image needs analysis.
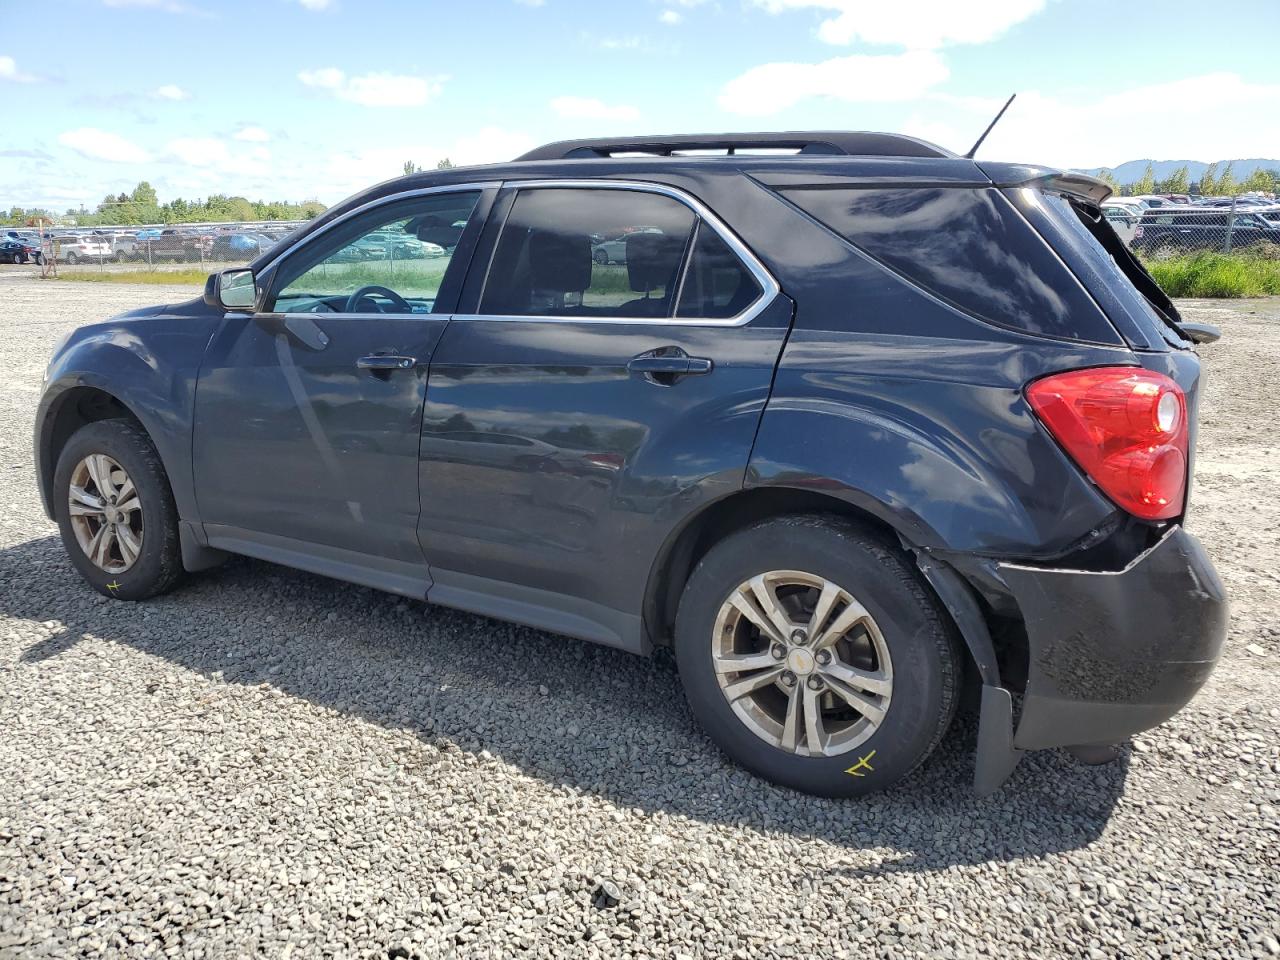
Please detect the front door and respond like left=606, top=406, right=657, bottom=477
left=417, top=183, right=791, bottom=646
left=192, top=186, right=492, bottom=596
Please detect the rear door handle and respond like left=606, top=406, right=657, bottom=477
left=357, top=355, right=417, bottom=371
left=627, top=350, right=714, bottom=380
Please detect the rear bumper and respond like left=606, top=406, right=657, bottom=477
left=998, top=525, right=1227, bottom=749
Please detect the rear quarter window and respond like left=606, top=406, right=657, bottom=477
left=780, top=186, right=1120, bottom=344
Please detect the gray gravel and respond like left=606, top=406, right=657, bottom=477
left=1, top=269, right=1277, bottom=959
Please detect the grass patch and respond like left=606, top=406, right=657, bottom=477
left=55, top=269, right=210, bottom=286
left=1143, top=252, right=1280, bottom=298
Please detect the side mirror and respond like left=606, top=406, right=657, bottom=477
left=214, top=268, right=258, bottom=311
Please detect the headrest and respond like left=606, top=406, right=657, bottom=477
left=626, top=232, right=684, bottom=293
left=529, top=230, right=592, bottom=294
left=415, top=215, right=463, bottom=249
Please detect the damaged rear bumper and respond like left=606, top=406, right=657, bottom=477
left=999, top=525, right=1227, bottom=752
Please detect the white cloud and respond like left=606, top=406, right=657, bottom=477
left=297, top=67, right=344, bottom=90
left=153, top=84, right=191, bottom=101
left=101, top=0, right=208, bottom=15
left=719, top=50, right=949, bottom=115
left=659, top=9, right=682, bottom=24
left=933, top=73, right=1280, bottom=169
left=514, top=0, right=546, bottom=6
left=57, top=128, right=152, bottom=163
left=0, top=55, right=38, bottom=83
left=233, top=126, right=271, bottom=142
left=750, top=0, right=1045, bottom=48
left=166, top=137, right=272, bottom=176
left=550, top=96, right=640, bottom=122
left=298, top=67, right=444, bottom=107
left=296, top=0, right=333, bottom=8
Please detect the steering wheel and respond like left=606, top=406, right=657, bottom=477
left=345, top=285, right=411, bottom=314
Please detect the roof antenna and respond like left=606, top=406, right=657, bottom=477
left=963, top=93, right=1016, bottom=159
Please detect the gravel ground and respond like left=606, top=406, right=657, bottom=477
left=0, top=269, right=1277, bottom=959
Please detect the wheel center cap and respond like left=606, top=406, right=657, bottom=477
left=786, top=648, right=815, bottom=676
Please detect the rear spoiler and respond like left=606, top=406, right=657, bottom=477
left=977, top=162, right=1112, bottom=204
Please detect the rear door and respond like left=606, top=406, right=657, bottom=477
left=417, top=181, right=792, bottom=649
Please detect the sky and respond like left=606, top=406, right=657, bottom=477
left=3, top=0, right=1279, bottom=211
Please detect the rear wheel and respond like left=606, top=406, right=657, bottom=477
left=53, top=419, right=183, bottom=601
left=674, top=516, right=961, bottom=797
left=66, top=252, right=79, bottom=265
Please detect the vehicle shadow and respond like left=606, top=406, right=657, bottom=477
left=4, top=534, right=1129, bottom=872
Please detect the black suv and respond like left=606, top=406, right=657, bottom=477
left=35, top=132, right=1227, bottom=797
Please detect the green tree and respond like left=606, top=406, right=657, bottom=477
left=1217, top=162, right=1237, bottom=197
left=402, top=160, right=421, bottom=176
left=436, top=157, right=455, bottom=170
left=1153, top=165, right=1189, bottom=195
left=1133, top=162, right=1156, bottom=196
left=131, top=181, right=158, bottom=205
left=1095, top=168, right=1120, bottom=194
left=1198, top=162, right=1219, bottom=196
left=1242, top=168, right=1276, bottom=194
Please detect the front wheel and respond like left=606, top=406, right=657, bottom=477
left=65, top=252, right=78, bottom=265
left=53, top=419, right=184, bottom=601
left=674, top=516, right=961, bottom=797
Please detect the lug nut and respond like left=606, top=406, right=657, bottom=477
left=815, top=650, right=832, bottom=666
left=790, top=629, right=807, bottom=644
left=771, top=643, right=787, bottom=660
left=807, top=676, right=824, bottom=691
left=781, top=671, right=797, bottom=687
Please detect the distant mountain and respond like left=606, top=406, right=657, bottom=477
left=1080, top=158, right=1279, bottom=184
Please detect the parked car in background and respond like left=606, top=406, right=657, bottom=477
left=146, top=229, right=214, bottom=262
left=592, top=226, right=662, bottom=264
left=106, top=234, right=140, bottom=262
left=35, top=131, right=1227, bottom=799
left=1134, top=208, right=1280, bottom=256
left=0, top=238, right=43, bottom=264
left=51, top=235, right=112, bottom=264
left=211, top=233, right=277, bottom=261
left=1101, top=202, right=1140, bottom=244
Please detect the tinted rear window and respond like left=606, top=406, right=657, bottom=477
left=676, top=221, right=762, bottom=320
left=780, top=186, right=1118, bottom=343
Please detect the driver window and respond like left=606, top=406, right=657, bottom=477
left=271, top=190, right=480, bottom=315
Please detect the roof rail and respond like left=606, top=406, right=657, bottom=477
left=515, top=131, right=956, bottom=162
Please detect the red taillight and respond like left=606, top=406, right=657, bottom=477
left=1026, top=367, right=1188, bottom=521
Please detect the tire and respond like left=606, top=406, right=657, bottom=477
left=674, top=515, right=961, bottom=797
left=34, top=252, right=43, bottom=266
left=594, top=248, right=609, bottom=265
left=66, top=252, right=78, bottom=265
left=53, top=419, right=183, bottom=601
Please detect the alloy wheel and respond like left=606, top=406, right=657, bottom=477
left=711, top=569, right=893, bottom=757
left=67, top=453, right=144, bottom=574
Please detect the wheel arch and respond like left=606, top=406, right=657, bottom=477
left=36, top=384, right=152, bottom=519
left=643, top=485, right=922, bottom=649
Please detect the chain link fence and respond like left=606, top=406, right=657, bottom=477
left=1105, top=196, right=1280, bottom=261
left=1, top=221, right=310, bottom=279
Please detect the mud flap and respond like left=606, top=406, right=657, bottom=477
left=975, top=685, right=1024, bottom=796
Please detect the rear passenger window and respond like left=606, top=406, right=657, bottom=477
left=479, top=188, right=695, bottom=318
left=676, top=222, right=763, bottom=319
left=781, top=186, right=1111, bottom=342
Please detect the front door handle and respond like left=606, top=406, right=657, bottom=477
left=357, top=355, right=417, bottom=371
